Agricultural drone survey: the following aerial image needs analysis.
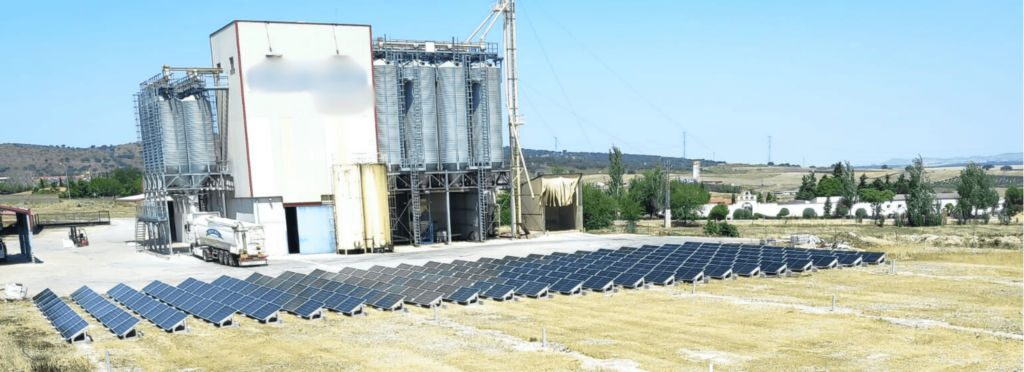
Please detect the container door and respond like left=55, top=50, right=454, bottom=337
left=296, top=205, right=336, bottom=254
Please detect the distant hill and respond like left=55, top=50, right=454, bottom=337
left=0, top=143, right=142, bottom=184
left=517, top=148, right=723, bottom=174
left=865, top=152, right=1023, bottom=168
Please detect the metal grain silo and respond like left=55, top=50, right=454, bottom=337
left=436, top=61, right=468, bottom=170
left=486, top=64, right=504, bottom=168
left=373, top=59, right=401, bottom=168
left=181, top=95, right=215, bottom=173
left=158, top=97, right=183, bottom=174
left=416, top=61, right=439, bottom=170
left=469, top=63, right=490, bottom=167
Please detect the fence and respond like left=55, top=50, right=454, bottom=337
left=34, top=211, right=111, bottom=226
left=0, top=194, right=60, bottom=204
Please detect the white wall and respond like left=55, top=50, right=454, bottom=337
left=699, top=195, right=1001, bottom=219
left=211, top=21, right=377, bottom=204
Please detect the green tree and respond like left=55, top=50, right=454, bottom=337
left=730, top=193, right=736, bottom=204
left=669, top=181, right=710, bottom=225
left=837, top=161, right=858, bottom=214
left=823, top=196, right=832, bottom=217
left=1005, top=186, right=1023, bottom=215
left=756, top=192, right=764, bottom=203
left=582, top=183, right=617, bottom=230
left=796, top=171, right=817, bottom=200
left=88, top=177, right=122, bottom=197
left=815, top=176, right=842, bottom=197
left=858, top=173, right=868, bottom=189
left=955, top=162, right=999, bottom=219
left=619, top=196, right=643, bottom=233
left=708, top=203, right=729, bottom=221
left=777, top=208, right=790, bottom=218
left=906, top=156, right=941, bottom=226
left=628, top=164, right=668, bottom=217
left=859, top=188, right=896, bottom=218
left=607, top=146, right=625, bottom=200
left=1000, top=165, right=1013, bottom=171
left=855, top=208, right=867, bottom=222
left=496, top=191, right=511, bottom=226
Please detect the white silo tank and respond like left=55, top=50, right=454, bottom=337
left=469, top=63, right=489, bottom=167
left=373, top=59, right=401, bottom=168
left=181, top=95, right=214, bottom=173
left=158, top=97, right=185, bottom=174
left=436, top=61, right=468, bottom=170
left=486, top=64, right=504, bottom=168
left=693, top=161, right=701, bottom=181
left=415, top=61, right=439, bottom=170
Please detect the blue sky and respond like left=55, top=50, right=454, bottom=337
left=0, top=0, right=1020, bottom=166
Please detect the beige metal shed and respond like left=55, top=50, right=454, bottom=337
left=520, top=174, right=583, bottom=233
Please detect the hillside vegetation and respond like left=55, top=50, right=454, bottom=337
left=0, top=143, right=143, bottom=183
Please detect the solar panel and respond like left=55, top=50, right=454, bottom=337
left=514, top=282, right=549, bottom=297
left=292, top=300, right=324, bottom=318
left=34, top=289, right=89, bottom=342
left=409, top=291, right=444, bottom=307
left=549, top=278, right=583, bottom=295
left=369, top=294, right=405, bottom=310
left=582, top=276, right=614, bottom=292
left=481, top=284, right=516, bottom=300
left=613, top=273, right=645, bottom=288
left=446, top=287, right=479, bottom=304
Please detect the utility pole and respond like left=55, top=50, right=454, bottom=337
left=682, top=132, right=687, bottom=159
left=554, top=137, right=558, bottom=152
left=767, top=135, right=772, bottom=164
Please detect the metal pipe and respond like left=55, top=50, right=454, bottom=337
left=479, top=2, right=508, bottom=42
left=465, top=10, right=496, bottom=43
left=445, top=174, right=452, bottom=245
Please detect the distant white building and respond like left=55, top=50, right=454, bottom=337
left=700, top=191, right=997, bottom=219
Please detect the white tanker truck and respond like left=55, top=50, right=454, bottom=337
left=187, top=212, right=268, bottom=267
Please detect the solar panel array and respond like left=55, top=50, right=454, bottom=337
left=32, top=289, right=89, bottom=343
left=70, top=286, right=140, bottom=338
left=31, top=242, right=885, bottom=341
left=107, top=284, right=189, bottom=332
left=143, top=281, right=237, bottom=326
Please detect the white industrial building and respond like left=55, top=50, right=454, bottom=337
left=135, top=21, right=505, bottom=257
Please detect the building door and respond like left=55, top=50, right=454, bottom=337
left=167, top=201, right=178, bottom=242
left=284, top=207, right=300, bottom=254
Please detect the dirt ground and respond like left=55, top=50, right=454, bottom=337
left=2, top=223, right=1021, bottom=371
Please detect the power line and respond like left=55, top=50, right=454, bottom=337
left=521, top=81, right=640, bottom=153
left=528, top=2, right=717, bottom=157
left=520, top=12, right=593, bottom=150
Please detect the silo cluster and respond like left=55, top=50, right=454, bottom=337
left=136, top=83, right=217, bottom=183
left=373, top=57, right=503, bottom=171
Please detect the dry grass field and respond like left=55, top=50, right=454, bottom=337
left=2, top=221, right=1021, bottom=371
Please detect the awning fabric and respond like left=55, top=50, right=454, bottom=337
left=541, top=177, right=578, bottom=207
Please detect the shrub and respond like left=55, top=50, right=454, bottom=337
left=704, top=221, right=739, bottom=237
left=802, top=208, right=817, bottom=219
left=777, top=208, right=790, bottom=218
left=855, top=208, right=866, bottom=223
left=753, top=213, right=766, bottom=219
left=733, top=208, right=753, bottom=220
left=582, top=184, right=617, bottom=230
left=982, top=212, right=990, bottom=224
left=834, top=205, right=849, bottom=219
left=708, top=203, right=729, bottom=221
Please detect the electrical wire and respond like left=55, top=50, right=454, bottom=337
left=520, top=10, right=594, bottom=151
left=521, top=81, right=640, bottom=153
left=530, top=2, right=717, bottom=157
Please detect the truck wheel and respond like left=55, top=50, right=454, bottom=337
left=230, top=255, right=238, bottom=267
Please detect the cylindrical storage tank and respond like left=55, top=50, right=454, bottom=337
left=181, top=95, right=215, bottom=173
left=413, top=61, right=439, bottom=170
left=373, top=59, right=401, bottom=169
left=158, top=97, right=182, bottom=174
left=486, top=64, right=504, bottom=168
left=436, top=61, right=468, bottom=170
left=469, top=63, right=490, bottom=167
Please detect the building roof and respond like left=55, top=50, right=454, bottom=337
left=709, top=198, right=732, bottom=205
